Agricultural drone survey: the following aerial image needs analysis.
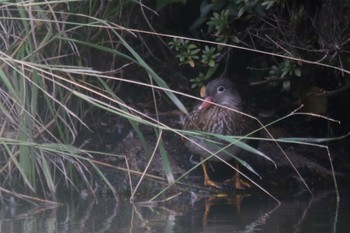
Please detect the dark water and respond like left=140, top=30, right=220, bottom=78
left=1, top=189, right=349, bottom=233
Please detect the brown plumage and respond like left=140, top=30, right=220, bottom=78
left=183, top=78, right=257, bottom=188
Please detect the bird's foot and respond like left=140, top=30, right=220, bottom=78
left=204, top=178, right=222, bottom=189
left=223, top=176, right=251, bottom=190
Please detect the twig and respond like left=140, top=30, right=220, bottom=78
left=130, top=130, right=164, bottom=203
left=134, top=192, right=182, bottom=207
left=0, top=187, right=62, bottom=206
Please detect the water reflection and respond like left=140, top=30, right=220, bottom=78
left=0, top=190, right=349, bottom=233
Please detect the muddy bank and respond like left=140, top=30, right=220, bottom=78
left=74, top=106, right=350, bottom=200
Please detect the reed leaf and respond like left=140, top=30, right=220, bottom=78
left=96, top=77, right=150, bottom=157
left=113, top=32, right=189, bottom=115
left=156, top=130, right=175, bottom=184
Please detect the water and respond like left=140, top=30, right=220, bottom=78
left=1, top=189, right=349, bottom=233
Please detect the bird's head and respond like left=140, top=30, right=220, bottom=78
left=198, top=78, right=242, bottom=110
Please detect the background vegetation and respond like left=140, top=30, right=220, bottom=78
left=0, top=0, right=349, bottom=203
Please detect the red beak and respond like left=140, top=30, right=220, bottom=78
left=198, top=96, right=213, bottom=110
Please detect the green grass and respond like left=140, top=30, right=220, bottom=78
left=0, top=0, right=188, bottom=202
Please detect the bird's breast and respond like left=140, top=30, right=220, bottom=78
left=183, top=105, right=257, bottom=161
left=184, top=105, right=245, bottom=135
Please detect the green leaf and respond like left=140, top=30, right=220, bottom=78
left=213, top=134, right=276, bottom=168
left=294, top=68, right=301, bottom=77
left=282, top=80, right=291, bottom=91
left=231, top=36, right=240, bottom=43
left=279, top=132, right=350, bottom=143
left=238, top=6, right=245, bottom=18
left=205, top=65, right=218, bottom=78
left=200, top=137, right=263, bottom=178
left=188, top=44, right=198, bottom=49
left=190, top=48, right=201, bottom=55
left=157, top=130, right=175, bottom=184
left=208, top=59, right=216, bottom=67
left=190, top=1, right=215, bottom=30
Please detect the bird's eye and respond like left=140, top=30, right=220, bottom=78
left=217, top=86, right=225, bottom=93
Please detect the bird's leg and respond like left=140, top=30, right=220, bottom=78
left=201, top=159, right=221, bottom=189
left=224, top=163, right=251, bottom=189
left=234, top=164, right=251, bottom=189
